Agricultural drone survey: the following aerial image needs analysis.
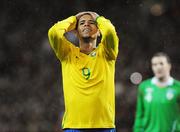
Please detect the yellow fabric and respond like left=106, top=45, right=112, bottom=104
left=48, top=16, right=119, bottom=128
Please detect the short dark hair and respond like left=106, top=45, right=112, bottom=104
left=152, top=52, right=171, bottom=64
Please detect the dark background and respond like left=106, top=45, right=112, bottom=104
left=0, top=0, right=180, bottom=131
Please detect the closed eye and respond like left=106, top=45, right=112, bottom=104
left=79, top=20, right=96, bottom=25
left=89, top=20, right=96, bottom=25
left=79, top=20, right=85, bottom=25
left=79, top=22, right=84, bottom=25
left=160, top=62, right=164, bottom=65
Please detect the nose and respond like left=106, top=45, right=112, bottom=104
left=157, top=64, right=163, bottom=68
left=84, top=21, right=90, bottom=26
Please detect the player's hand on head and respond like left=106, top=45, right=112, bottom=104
left=75, top=12, right=87, bottom=20
left=86, top=11, right=99, bottom=20
left=75, top=11, right=99, bottom=21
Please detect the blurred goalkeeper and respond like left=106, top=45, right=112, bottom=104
left=133, top=52, right=180, bottom=132
left=48, top=11, right=119, bottom=132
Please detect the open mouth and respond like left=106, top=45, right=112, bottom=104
left=83, top=28, right=91, bottom=33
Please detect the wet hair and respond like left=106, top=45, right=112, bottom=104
left=152, top=52, right=171, bottom=64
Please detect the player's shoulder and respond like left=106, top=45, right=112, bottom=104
left=140, top=78, right=152, bottom=86
left=173, top=79, right=180, bottom=87
left=172, top=79, right=180, bottom=93
left=138, top=78, right=152, bottom=91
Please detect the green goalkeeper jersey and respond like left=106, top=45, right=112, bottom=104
left=134, top=77, right=180, bottom=132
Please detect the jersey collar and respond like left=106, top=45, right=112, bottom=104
left=151, top=76, right=174, bottom=86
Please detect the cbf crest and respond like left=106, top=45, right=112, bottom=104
left=90, top=51, right=96, bottom=57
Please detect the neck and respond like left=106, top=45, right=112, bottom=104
left=158, top=74, right=170, bottom=83
left=155, top=75, right=171, bottom=88
left=79, top=37, right=96, bottom=54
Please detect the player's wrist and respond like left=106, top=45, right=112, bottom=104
left=95, top=16, right=101, bottom=22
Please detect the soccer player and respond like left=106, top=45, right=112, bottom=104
left=48, top=11, right=119, bottom=132
left=133, top=52, right=180, bottom=132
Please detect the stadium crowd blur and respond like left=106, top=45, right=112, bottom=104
left=0, top=0, right=179, bottom=131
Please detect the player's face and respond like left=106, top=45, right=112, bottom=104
left=151, top=56, right=171, bottom=79
left=77, top=14, right=99, bottom=39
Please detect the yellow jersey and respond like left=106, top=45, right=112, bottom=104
left=48, top=16, right=119, bottom=128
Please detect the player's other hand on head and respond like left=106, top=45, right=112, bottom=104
left=87, top=11, right=99, bottom=20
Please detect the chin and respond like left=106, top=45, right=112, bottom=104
left=82, top=34, right=91, bottom=38
left=156, top=75, right=165, bottom=80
